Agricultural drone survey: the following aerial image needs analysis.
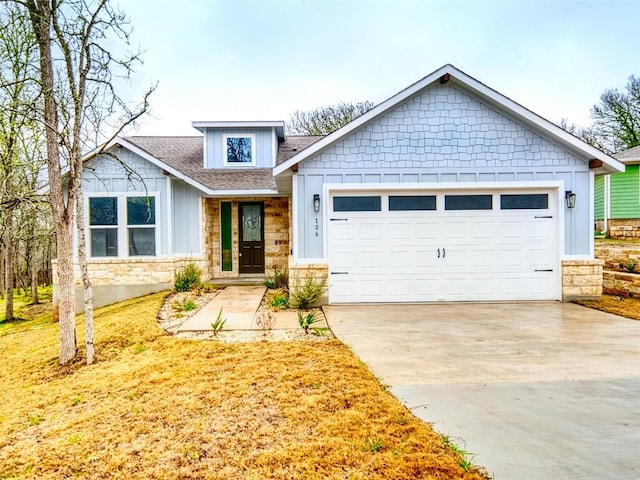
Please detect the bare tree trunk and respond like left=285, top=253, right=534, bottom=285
left=74, top=187, right=94, bottom=364
left=4, top=214, right=14, bottom=321
left=27, top=0, right=76, bottom=363
left=31, top=235, right=39, bottom=304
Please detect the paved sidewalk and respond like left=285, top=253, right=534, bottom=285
left=178, top=285, right=266, bottom=331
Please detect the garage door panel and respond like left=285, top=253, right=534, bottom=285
left=328, top=190, right=558, bottom=303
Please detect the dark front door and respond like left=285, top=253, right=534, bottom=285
left=239, top=202, right=265, bottom=273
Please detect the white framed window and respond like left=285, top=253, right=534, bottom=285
left=223, top=133, right=256, bottom=166
left=88, top=194, right=159, bottom=258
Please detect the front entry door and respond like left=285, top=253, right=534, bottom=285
left=239, top=202, right=265, bottom=273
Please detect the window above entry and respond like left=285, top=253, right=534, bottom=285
left=223, top=133, right=256, bottom=166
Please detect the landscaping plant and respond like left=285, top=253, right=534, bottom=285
left=290, top=274, right=327, bottom=310
left=174, top=262, right=202, bottom=292
left=265, top=288, right=289, bottom=311
left=211, top=308, right=226, bottom=335
left=263, top=264, right=289, bottom=290
left=298, top=311, right=323, bottom=334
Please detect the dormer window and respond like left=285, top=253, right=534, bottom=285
left=223, top=133, right=256, bottom=166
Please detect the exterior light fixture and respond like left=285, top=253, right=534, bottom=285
left=313, top=194, right=320, bottom=213
left=565, top=190, right=576, bottom=209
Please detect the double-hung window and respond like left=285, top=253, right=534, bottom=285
left=89, top=195, right=157, bottom=258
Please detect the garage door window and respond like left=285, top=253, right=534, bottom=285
left=389, top=195, right=437, bottom=211
left=445, top=194, right=492, bottom=210
left=333, top=196, right=381, bottom=212
left=500, top=194, right=549, bottom=210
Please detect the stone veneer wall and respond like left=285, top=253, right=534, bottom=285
left=603, top=271, right=640, bottom=297
left=562, top=259, right=603, bottom=301
left=594, top=242, right=640, bottom=271
left=607, top=219, right=640, bottom=240
left=203, top=197, right=290, bottom=278
left=52, top=256, right=208, bottom=312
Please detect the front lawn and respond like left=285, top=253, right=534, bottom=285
left=0, top=292, right=487, bottom=479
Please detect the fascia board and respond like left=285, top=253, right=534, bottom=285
left=110, top=138, right=215, bottom=194
left=273, top=64, right=625, bottom=175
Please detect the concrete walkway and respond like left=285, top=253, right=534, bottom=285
left=178, top=285, right=266, bottom=331
left=325, top=302, right=640, bottom=480
left=177, top=285, right=326, bottom=331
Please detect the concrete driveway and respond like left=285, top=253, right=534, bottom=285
left=324, top=302, right=640, bottom=480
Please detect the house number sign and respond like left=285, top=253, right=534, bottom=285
left=315, top=217, right=319, bottom=237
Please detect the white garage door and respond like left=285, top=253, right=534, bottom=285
left=328, top=190, right=559, bottom=303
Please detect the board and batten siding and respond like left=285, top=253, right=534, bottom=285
left=610, top=164, right=640, bottom=219
left=83, top=148, right=170, bottom=255
left=171, top=179, right=202, bottom=255
left=594, top=175, right=605, bottom=221
left=203, top=128, right=274, bottom=168
left=294, top=83, right=593, bottom=259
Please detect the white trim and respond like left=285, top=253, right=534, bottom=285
left=271, top=127, right=277, bottom=168
left=222, top=133, right=257, bottom=167
left=202, top=132, right=208, bottom=168
left=198, top=194, right=204, bottom=258
left=204, top=189, right=281, bottom=197
left=192, top=120, right=284, bottom=129
left=166, top=177, right=173, bottom=255
left=86, top=191, right=161, bottom=259
left=291, top=173, right=299, bottom=262
left=273, top=64, right=624, bottom=176
left=562, top=255, right=596, bottom=261
left=589, top=170, right=594, bottom=256
left=323, top=180, right=564, bottom=193
left=109, top=137, right=214, bottom=194
left=604, top=174, right=610, bottom=233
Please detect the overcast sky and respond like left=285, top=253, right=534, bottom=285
left=120, top=0, right=640, bottom=137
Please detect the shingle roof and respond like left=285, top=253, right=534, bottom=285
left=123, top=135, right=322, bottom=193
left=614, top=145, right=640, bottom=163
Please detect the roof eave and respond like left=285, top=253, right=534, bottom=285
left=191, top=120, right=285, bottom=139
left=273, top=64, right=625, bottom=176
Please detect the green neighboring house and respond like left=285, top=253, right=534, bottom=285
left=595, top=145, right=640, bottom=238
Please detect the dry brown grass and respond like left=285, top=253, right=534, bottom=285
left=0, top=292, right=487, bottom=479
left=575, top=293, right=640, bottom=321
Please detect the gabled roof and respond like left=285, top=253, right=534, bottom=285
left=614, top=145, right=640, bottom=164
left=273, top=64, right=625, bottom=176
left=85, top=135, right=322, bottom=196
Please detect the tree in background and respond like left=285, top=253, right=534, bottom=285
left=18, top=0, right=153, bottom=364
left=0, top=4, right=49, bottom=322
left=562, top=75, right=640, bottom=155
left=288, top=101, right=374, bottom=135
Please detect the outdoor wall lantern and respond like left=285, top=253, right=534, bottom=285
left=313, top=194, right=321, bottom=213
left=565, top=190, right=576, bottom=209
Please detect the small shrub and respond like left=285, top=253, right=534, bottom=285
left=175, top=262, right=202, bottom=292
left=266, top=288, right=289, bottom=311
left=264, top=264, right=289, bottom=290
left=172, top=297, right=197, bottom=313
left=211, top=308, right=226, bottom=336
left=297, top=311, right=323, bottom=334
left=290, top=274, right=327, bottom=310
left=625, top=261, right=637, bottom=273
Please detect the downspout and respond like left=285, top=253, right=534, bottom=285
left=604, top=174, right=610, bottom=235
